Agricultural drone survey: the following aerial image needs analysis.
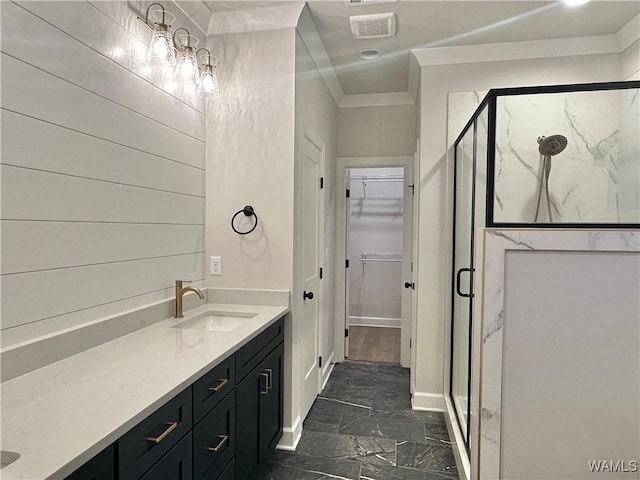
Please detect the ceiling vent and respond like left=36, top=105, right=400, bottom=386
left=350, top=13, right=396, bottom=39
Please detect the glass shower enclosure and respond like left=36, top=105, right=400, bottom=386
left=450, top=80, right=640, bottom=450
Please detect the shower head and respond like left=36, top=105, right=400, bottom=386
left=537, top=135, right=568, bottom=156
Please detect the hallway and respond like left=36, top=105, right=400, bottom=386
left=260, top=361, right=458, bottom=479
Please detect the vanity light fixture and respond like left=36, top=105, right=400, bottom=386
left=139, top=3, right=176, bottom=67
left=174, top=28, right=200, bottom=85
left=137, top=3, right=221, bottom=98
left=196, top=49, right=220, bottom=99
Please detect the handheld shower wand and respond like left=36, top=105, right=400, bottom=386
left=534, top=135, right=567, bottom=222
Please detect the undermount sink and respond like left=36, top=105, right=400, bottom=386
left=172, top=311, right=257, bottom=332
left=1, top=451, right=20, bottom=469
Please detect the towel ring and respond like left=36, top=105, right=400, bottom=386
left=231, top=205, right=258, bottom=235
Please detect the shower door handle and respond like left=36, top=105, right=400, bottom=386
left=456, top=268, right=474, bottom=298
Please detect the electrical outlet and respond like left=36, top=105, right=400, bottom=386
left=210, top=256, right=222, bottom=276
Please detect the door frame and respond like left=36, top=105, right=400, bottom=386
left=334, top=156, right=415, bottom=365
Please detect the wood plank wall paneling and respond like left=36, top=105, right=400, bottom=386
left=0, top=0, right=208, bottom=345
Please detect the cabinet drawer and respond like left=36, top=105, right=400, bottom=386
left=65, top=444, right=115, bottom=480
left=193, top=390, right=235, bottom=480
left=139, top=432, right=192, bottom=480
left=193, top=355, right=235, bottom=423
left=118, top=388, right=192, bottom=479
left=236, top=317, right=284, bottom=382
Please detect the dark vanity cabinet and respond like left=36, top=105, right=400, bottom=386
left=64, top=444, right=116, bottom=480
left=65, top=317, right=284, bottom=480
left=236, top=344, right=284, bottom=480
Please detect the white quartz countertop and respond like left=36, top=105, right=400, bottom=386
left=0, top=302, right=288, bottom=480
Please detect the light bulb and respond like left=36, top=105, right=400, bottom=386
left=197, top=64, right=219, bottom=99
left=145, top=8, right=176, bottom=68
left=147, top=26, right=175, bottom=67
left=176, top=46, right=199, bottom=84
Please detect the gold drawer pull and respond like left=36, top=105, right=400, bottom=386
left=259, top=372, right=269, bottom=395
left=208, top=378, right=228, bottom=392
left=145, top=421, right=178, bottom=443
left=207, top=435, right=229, bottom=452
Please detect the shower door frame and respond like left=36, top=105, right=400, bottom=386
left=450, top=95, right=490, bottom=452
left=485, top=80, right=640, bottom=229
left=448, top=78, right=640, bottom=469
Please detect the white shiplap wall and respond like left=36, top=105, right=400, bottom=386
left=1, top=1, right=207, bottom=347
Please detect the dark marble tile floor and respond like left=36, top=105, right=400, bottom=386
left=259, top=360, right=459, bottom=480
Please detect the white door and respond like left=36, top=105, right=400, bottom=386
left=344, top=169, right=351, bottom=357
left=400, top=166, right=414, bottom=368
left=410, top=142, right=420, bottom=392
left=300, top=132, right=323, bottom=418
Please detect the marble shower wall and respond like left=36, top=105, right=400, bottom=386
left=494, top=88, right=640, bottom=224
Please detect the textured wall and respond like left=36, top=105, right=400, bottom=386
left=205, top=28, right=296, bottom=290
left=338, top=104, right=417, bottom=157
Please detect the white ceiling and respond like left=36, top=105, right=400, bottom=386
left=203, top=1, right=640, bottom=96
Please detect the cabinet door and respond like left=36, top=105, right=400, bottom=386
left=236, top=343, right=284, bottom=480
left=259, top=344, right=283, bottom=456
left=235, top=369, right=261, bottom=480
left=139, top=433, right=192, bottom=480
left=65, top=444, right=115, bottom=480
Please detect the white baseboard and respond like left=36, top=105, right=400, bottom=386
left=277, top=415, right=302, bottom=451
left=412, top=391, right=445, bottom=411
left=321, top=355, right=335, bottom=390
left=444, top=396, right=471, bottom=480
left=348, top=316, right=401, bottom=328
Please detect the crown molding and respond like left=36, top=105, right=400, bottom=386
left=617, top=13, right=640, bottom=51
left=412, top=34, right=623, bottom=67
left=340, top=92, right=414, bottom=108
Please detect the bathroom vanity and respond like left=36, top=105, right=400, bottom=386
left=0, top=303, right=287, bottom=480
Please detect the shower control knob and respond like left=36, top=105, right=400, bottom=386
left=303, top=291, right=314, bottom=301
left=404, top=282, right=415, bottom=290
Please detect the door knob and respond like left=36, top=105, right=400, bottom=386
left=404, top=282, right=415, bottom=289
left=303, top=291, right=314, bottom=301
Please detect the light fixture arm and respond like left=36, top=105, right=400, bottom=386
left=172, top=27, right=193, bottom=48
left=196, top=47, right=212, bottom=66
left=137, top=2, right=168, bottom=29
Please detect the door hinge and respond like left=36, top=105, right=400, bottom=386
left=411, top=261, right=414, bottom=273
left=345, top=328, right=349, bottom=338
left=346, top=189, right=350, bottom=198
left=345, top=259, right=349, bottom=268
left=318, top=356, right=323, bottom=368
left=410, top=338, right=412, bottom=349
left=320, top=177, right=324, bottom=189
left=319, top=267, right=323, bottom=279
